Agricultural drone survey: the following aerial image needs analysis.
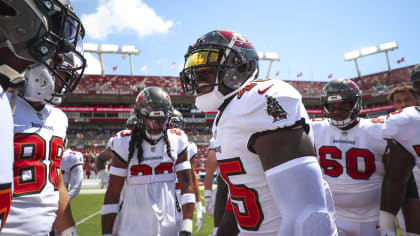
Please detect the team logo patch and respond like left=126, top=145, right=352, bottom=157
left=265, top=95, right=287, bottom=122
left=151, top=146, right=156, bottom=152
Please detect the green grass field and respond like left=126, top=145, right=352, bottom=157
left=71, top=191, right=214, bottom=236
left=71, top=191, right=402, bottom=236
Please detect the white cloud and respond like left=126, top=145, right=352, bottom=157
left=81, top=0, right=174, bottom=40
left=84, top=52, right=102, bottom=75
left=141, top=65, right=147, bottom=72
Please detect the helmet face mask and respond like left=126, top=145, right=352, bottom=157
left=180, top=30, right=259, bottom=96
left=320, top=78, right=362, bottom=129
left=169, top=109, right=184, bottom=129
left=411, top=64, right=420, bottom=97
left=0, top=0, right=86, bottom=90
left=134, top=87, right=173, bottom=141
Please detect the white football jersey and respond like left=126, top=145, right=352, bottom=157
left=382, top=106, right=420, bottom=168
left=0, top=88, right=13, bottom=231
left=213, top=79, right=312, bottom=235
left=3, top=95, right=67, bottom=235
left=61, top=149, right=84, bottom=188
left=187, top=141, right=198, bottom=161
left=110, top=128, right=188, bottom=236
left=311, top=117, right=386, bottom=222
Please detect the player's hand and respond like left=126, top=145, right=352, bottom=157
left=179, top=231, right=192, bottom=236
left=195, top=201, right=204, bottom=232
left=204, top=190, right=214, bottom=216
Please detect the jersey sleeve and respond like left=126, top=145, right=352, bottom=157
left=106, top=136, right=113, bottom=149
left=241, top=81, right=310, bottom=141
left=382, top=111, right=406, bottom=140
left=110, top=130, right=132, bottom=163
left=73, top=152, right=84, bottom=167
left=187, top=142, right=198, bottom=161
left=167, top=129, right=188, bottom=157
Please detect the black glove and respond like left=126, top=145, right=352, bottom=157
left=178, top=231, right=192, bottom=236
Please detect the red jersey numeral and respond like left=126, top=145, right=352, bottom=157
left=413, top=145, right=420, bottom=159
left=319, top=146, right=376, bottom=180
left=169, top=129, right=182, bottom=136
left=218, top=157, right=263, bottom=231
left=130, top=163, right=174, bottom=176
left=0, top=183, right=12, bottom=230
left=13, top=134, right=63, bottom=196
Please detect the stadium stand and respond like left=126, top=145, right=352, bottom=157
left=65, top=64, right=417, bottom=177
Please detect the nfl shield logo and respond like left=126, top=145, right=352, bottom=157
left=151, top=146, right=156, bottom=152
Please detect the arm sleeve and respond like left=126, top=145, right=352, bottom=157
left=67, top=164, right=83, bottom=200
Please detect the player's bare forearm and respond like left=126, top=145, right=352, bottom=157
left=216, top=210, right=239, bottom=236
left=204, top=150, right=217, bottom=191
left=190, top=165, right=201, bottom=202
left=54, top=173, right=75, bottom=233
left=178, top=169, right=195, bottom=219
left=214, top=175, right=228, bottom=226
left=101, top=155, right=127, bottom=234
left=381, top=140, right=415, bottom=215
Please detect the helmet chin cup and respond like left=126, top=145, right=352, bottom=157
left=145, top=130, right=163, bottom=141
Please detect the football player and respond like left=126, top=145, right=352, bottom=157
left=180, top=29, right=337, bottom=235
left=380, top=65, right=420, bottom=235
left=169, top=108, right=205, bottom=232
left=203, top=136, right=235, bottom=236
left=101, top=87, right=196, bottom=236
left=4, top=55, right=84, bottom=236
left=0, top=0, right=84, bottom=231
left=386, top=85, right=420, bottom=236
left=0, top=1, right=85, bottom=235
left=203, top=137, right=217, bottom=218
left=61, top=142, right=84, bottom=200
left=96, top=116, right=138, bottom=188
left=312, top=78, right=388, bottom=235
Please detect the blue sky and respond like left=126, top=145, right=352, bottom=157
left=72, top=0, right=419, bottom=82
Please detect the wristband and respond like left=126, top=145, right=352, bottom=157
left=109, top=166, right=127, bottom=177
left=175, top=161, right=191, bottom=172
left=379, top=210, right=395, bottom=231
left=204, top=190, right=212, bottom=198
left=61, top=226, right=78, bottom=236
left=181, top=193, right=195, bottom=205
left=181, top=219, right=193, bottom=233
left=101, top=203, right=119, bottom=215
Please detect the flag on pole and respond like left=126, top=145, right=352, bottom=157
left=170, top=62, right=176, bottom=69
left=328, top=73, right=333, bottom=79
left=112, top=65, right=118, bottom=71
left=275, top=71, right=279, bottom=77
left=297, top=72, right=303, bottom=78
left=397, top=57, right=405, bottom=64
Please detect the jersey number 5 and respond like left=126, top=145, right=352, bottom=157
left=218, top=157, right=264, bottom=231
left=319, top=146, right=376, bottom=180
left=14, top=134, right=63, bottom=196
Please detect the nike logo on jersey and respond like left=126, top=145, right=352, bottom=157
left=258, top=84, right=274, bottom=94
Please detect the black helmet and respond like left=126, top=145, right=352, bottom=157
left=180, top=29, right=259, bottom=95
left=134, top=87, right=173, bottom=140
left=411, top=64, right=420, bottom=84
left=125, top=115, right=137, bottom=130
left=0, top=0, right=86, bottom=89
left=169, top=108, right=184, bottom=129
left=320, top=78, right=362, bottom=128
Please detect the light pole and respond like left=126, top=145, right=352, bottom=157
left=344, top=41, right=398, bottom=78
left=83, top=43, right=140, bottom=76
left=257, top=51, right=280, bottom=78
